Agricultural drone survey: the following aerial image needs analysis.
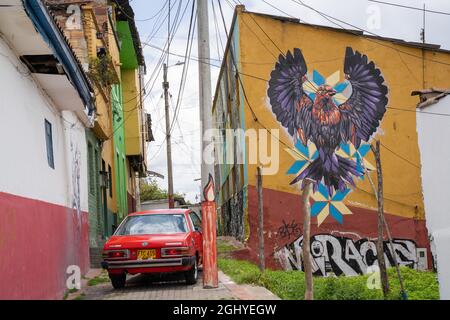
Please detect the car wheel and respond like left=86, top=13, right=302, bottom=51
left=110, top=274, right=126, bottom=289
left=185, top=257, right=198, bottom=285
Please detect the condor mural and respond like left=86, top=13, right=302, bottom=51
left=267, top=47, right=388, bottom=225
left=212, top=8, right=450, bottom=273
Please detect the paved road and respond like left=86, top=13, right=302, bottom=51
left=79, top=269, right=279, bottom=300
left=83, top=270, right=237, bottom=300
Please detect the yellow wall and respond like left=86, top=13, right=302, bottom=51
left=82, top=6, right=119, bottom=213
left=121, top=68, right=143, bottom=156
left=237, top=10, right=450, bottom=220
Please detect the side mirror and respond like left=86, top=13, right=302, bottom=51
left=112, top=225, right=117, bottom=234
left=195, top=226, right=202, bottom=233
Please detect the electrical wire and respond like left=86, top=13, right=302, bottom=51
left=368, top=0, right=450, bottom=16
left=290, top=0, right=450, bottom=67
left=219, top=0, right=424, bottom=175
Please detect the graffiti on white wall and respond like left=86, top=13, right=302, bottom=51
left=70, top=140, right=81, bottom=228
left=274, top=234, right=426, bottom=276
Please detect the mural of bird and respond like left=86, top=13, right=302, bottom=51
left=267, top=47, right=388, bottom=195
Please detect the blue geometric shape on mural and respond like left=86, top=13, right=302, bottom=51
left=334, top=81, right=349, bottom=93
left=287, top=141, right=319, bottom=175
left=332, top=188, right=351, bottom=202
left=330, top=204, right=343, bottom=224
left=358, top=144, right=371, bottom=157
left=311, top=201, right=327, bottom=217
left=340, top=143, right=350, bottom=155
left=313, top=70, right=325, bottom=86
left=287, top=160, right=308, bottom=175
left=295, top=140, right=309, bottom=158
left=317, top=183, right=330, bottom=199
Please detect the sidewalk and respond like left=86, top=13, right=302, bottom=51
left=67, top=268, right=279, bottom=300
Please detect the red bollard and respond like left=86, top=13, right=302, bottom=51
left=201, top=174, right=218, bottom=288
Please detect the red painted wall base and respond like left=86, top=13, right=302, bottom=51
left=233, top=186, right=430, bottom=272
left=0, top=192, right=89, bottom=299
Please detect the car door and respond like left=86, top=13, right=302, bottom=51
left=188, top=211, right=203, bottom=263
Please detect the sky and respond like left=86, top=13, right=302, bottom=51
left=129, top=0, right=450, bottom=204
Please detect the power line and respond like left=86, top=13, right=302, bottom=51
left=230, top=0, right=319, bottom=92
left=220, top=0, right=424, bottom=173
left=368, top=0, right=450, bottom=16
left=379, top=142, right=420, bottom=169
left=169, top=0, right=197, bottom=136
left=211, top=0, right=226, bottom=60
left=105, top=0, right=189, bottom=141
left=290, top=0, right=450, bottom=67
left=113, top=0, right=170, bottom=22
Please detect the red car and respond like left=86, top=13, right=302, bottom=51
left=101, top=209, right=203, bottom=289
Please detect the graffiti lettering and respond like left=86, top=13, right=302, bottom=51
left=277, top=220, right=301, bottom=240
left=274, top=234, right=426, bottom=276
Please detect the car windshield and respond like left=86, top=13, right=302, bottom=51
left=115, top=214, right=188, bottom=235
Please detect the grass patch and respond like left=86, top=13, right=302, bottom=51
left=74, top=293, right=86, bottom=300
left=219, top=258, right=261, bottom=284
left=218, top=258, right=439, bottom=300
left=87, top=272, right=110, bottom=286
left=217, top=240, right=240, bottom=254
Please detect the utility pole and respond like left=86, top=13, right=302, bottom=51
left=197, top=0, right=218, bottom=288
left=302, top=180, right=313, bottom=300
left=257, top=167, right=265, bottom=272
left=371, top=140, right=389, bottom=298
left=163, top=63, right=174, bottom=209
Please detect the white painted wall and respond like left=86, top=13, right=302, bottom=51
left=417, top=97, right=450, bottom=300
left=0, top=36, right=88, bottom=213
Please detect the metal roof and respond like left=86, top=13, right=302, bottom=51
left=412, top=88, right=450, bottom=109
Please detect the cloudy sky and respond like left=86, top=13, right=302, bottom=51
left=129, top=0, right=450, bottom=203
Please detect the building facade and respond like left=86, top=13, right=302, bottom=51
left=116, top=0, right=150, bottom=214
left=213, top=6, right=450, bottom=276
left=0, top=0, right=95, bottom=299
left=48, top=0, right=149, bottom=267
left=0, top=0, right=148, bottom=299
left=415, top=89, right=450, bottom=299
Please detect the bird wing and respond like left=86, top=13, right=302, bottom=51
left=338, top=47, right=388, bottom=149
left=267, top=48, right=313, bottom=143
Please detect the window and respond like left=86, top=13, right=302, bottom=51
left=44, top=119, right=54, bottom=169
left=115, top=214, right=188, bottom=235
left=189, top=212, right=202, bottom=231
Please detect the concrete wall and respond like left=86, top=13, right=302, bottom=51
left=0, top=37, right=89, bottom=299
left=417, top=96, right=450, bottom=299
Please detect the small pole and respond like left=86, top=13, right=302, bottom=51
left=301, top=180, right=313, bottom=300
left=360, top=151, right=407, bottom=300
left=371, top=140, right=390, bottom=298
left=257, top=167, right=265, bottom=272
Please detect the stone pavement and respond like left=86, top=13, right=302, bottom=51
left=75, top=269, right=279, bottom=300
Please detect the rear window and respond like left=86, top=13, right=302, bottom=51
left=115, top=214, right=188, bottom=235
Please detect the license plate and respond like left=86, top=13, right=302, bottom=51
left=137, top=249, right=156, bottom=260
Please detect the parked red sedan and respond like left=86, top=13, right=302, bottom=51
left=101, top=209, right=203, bottom=289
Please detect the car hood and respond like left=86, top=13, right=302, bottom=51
left=104, top=233, right=190, bottom=249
